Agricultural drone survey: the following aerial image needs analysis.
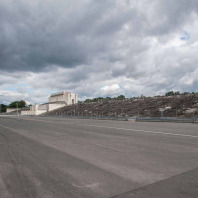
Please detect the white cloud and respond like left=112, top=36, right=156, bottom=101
left=98, top=84, right=124, bottom=97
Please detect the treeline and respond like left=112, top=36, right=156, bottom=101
left=165, top=91, right=196, bottom=96
left=79, top=95, right=126, bottom=103
left=0, top=100, right=27, bottom=113
left=79, top=91, right=198, bottom=103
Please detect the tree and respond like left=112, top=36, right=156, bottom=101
left=105, top=97, right=111, bottom=100
left=0, top=104, right=7, bottom=113
left=84, top=99, right=92, bottom=103
left=174, top=91, right=180, bottom=95
left=116, top=95, right=125, bottom=100
left=183, top=92, right=190, bottom=95
left=165, top=91, right=175, bottom=96
left=9, top=100, right=26, bottom=108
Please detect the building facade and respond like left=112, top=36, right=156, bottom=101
left=49, top=91, right=78, bottom=105
left=20, top=91, right=78, bottom=116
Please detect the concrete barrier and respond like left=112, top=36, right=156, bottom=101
left=136, top=117, right=198, bottom=123
left=40, top=115, right=128, bottom=121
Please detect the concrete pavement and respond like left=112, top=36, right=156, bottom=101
left=0, top=116, right=198, bottom=198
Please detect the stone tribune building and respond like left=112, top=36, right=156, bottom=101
left=21, top=91, right=78, bottom=116
left=49, top=91, right=78, bottom=105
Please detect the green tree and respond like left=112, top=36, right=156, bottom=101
left=116, top=95, right=125, bottom=100
left=174, top=91, right=180, bottom=95
left=9, top=100, right=26, bottom=108
left=183, top=92, right=190, bottom=95
left=0, top=104, right=7, bottom=113
left=165, top=91, right=175, bottom=96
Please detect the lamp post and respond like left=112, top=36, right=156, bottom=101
left=193, top=110, right=195, bottom=123
left=145, top=110, right=150, bottom=118
left=17, top=102, right=19, bottom=116
left=159, top=109, right=164, bottom=119
left=0, top=95, right=3, bottom=114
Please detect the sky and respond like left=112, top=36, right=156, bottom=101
left=1, top=0, right=198, bottom=104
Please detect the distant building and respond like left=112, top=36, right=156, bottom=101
left=20, top=91, right=78, bottom=116
left=49, top=91, right=78, bottom=105
left=6, top=108, right=21, bottom=114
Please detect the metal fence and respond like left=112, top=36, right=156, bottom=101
left=40, top=115, right=128, bottom=121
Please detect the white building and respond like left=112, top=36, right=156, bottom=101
left=49, top=91, right=78, bottom=105
left=21, top=91, right=78, bottom=116
left=6, top=108, right=20, bottom=113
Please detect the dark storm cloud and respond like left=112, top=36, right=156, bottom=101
left=1, top=0, right=197, bottom=72
left=0, top=0, right=88, bottom=71
left=0, top=0, right=135, bottom=72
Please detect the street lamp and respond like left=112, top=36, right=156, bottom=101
left=159, top=108, right=164, bottom=118
left=145, top=110, right=150, bottom=118
left=0, top=95, right=4, bottom=114
left=17, top=102, right=19, bottom=116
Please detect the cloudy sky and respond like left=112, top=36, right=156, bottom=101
left=1, top=0, right=198, bottom=104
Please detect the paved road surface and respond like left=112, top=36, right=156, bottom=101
left=0, top=116, right=198, bottom=198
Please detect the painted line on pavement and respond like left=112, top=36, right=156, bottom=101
left=2, top=117, right=198, bottom=139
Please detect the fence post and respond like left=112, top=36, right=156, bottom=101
left=193, top=111, right=195, bottom=123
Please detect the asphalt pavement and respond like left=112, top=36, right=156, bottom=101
left=0, top=116, right=198, bottom=198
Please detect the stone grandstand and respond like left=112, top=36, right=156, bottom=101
left=44, top=94, right=198, bottom=118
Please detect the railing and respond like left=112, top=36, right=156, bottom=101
left=40, top=114, right=128, bottom=121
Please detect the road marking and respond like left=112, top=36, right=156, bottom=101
left=77, top=123, right=198, bottom=138
left=72, top=183, right=99, bottom=188
left=2, top=117, right=198, bottom=139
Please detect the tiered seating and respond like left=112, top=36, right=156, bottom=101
left=44, top=94, right=198, bottom=118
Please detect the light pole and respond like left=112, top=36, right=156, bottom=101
left=145, top=110, right=150, bottom=118
left=193, top=110, right=195, bottom=123
left=159, top=109, right=164, bottom=119
left=0, top=95, right=3, bottom=114
left=17, top=102, right=19, bottom=116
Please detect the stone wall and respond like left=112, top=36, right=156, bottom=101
left=45, top=94, right=198, bottom=118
